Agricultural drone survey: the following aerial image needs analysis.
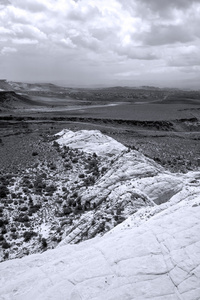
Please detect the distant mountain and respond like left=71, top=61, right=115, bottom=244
left=0, top=80, right=14, bottom=91
left=0, top=91, right=40, bottom=110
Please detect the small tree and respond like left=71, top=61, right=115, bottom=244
left=23, top=231, right=37, bottom=242
left=41, top=238, right=47, bottom=248
left=2, top=241, right=10, bottom=249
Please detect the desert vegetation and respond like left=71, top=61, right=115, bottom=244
left=0, top=134, right=118, bottom=261
left=0, top=81, right=199, bottom=262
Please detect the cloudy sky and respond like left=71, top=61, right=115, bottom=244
left=0, top=0, right=200, bottom=88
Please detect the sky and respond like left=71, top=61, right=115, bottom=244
left=0, top=0, right=200, bottom=88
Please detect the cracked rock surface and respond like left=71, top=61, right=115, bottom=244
left=0, top=192, right=200, bottom=300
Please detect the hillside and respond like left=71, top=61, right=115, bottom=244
left=0, top=91, right=41, bottom=110
left=0, top=179, right=200, bottom=299
left=0, top=129, right=200, bottom=268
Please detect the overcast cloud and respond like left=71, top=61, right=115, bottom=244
left=0, top=0, right=200, bottom=88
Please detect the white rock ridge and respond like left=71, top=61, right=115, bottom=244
left=53, top=129, right=200, bottom=246
left=55, top=129, right=127, bottom=156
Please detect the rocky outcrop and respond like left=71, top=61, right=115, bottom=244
left=55, top=129, right=200, bottom=247
left=55, top=129, right=127, bottom=156
left=0, top=189, right=200, bottom=300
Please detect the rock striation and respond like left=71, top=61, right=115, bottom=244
left=55, top=130, right=200, bottom=246
left=0, top=187, right=200, bottom=300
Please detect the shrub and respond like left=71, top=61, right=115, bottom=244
left=32, top=151, right=38, bottom=156
left=10, top=227, right=17, bottom=232
left=53, top=141, right=59, bottom=148
left=41, top=238, right=47, bottom=248
left=45, top=185, right=57, bottom=193
left=4, top=252, right=9, bottom=260
left=79, top=173, right=85, bottom=178
left=63, top=207, right=72, bottom=215
left=0, top=185, right=9, bottom=198
left=2, top=241, right=10, bottom=249
left=50, top=163, right=56, bottom=170
left=84, top=176, right=95, bottom=186
left=0, top=219, right=4, bottom=227
left=101, top=167, right=107, bottom=173
left=11, top=233, right=18, bottom=239
left=23, top=231, right=37, bottom=242
left=72, top=158, right=78, bottom=163
left=0, top=176, right=9, bottom=185
left=29, top=203, right=41, bottom=213
left=24, top=222, right=31, bottom=228
left=72, top=192, right=78, bottom=198
left=19, top=206, right=28, bottom=211
left=64, top=163, right=72, bottom=170
left=74, top=204, right=82, bottom=214
left=15, top=214, right=30, bottom=223
left=93, top=152, right=97, bottom=158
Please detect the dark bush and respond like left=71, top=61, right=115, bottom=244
left=2, top=241, right=10, bottom=249
left=24, top=222, right=31, bottom=227
left=28, top=203, right=41, bottom=215
left=1, top=226, right=7, bottom=234
left=45, top=185, right=57, bottom=193
left=50, top=163, right=56, bottom=170
left=0, top=185, right=9, bottom=198
left=32, top=151, right=38, bottom=156
left=0, top=219, right=4, bottom=227
left=11, top=233, right=18, bottom=239
left=72, top=192, right=78, bottom=198
left=84, top=176, right=95, bottom=186
left=41, top=238, right=47, bottom=248
left=72, top=158, right=78, bottom=163
left=79, top=173, right=85, bottom=178
left=64, top=163, right=72, bottom=170
left=10, top=227, right=17, bottom=232
left=4, top=252, right=9, bottom=260
left=53, top=141, right=59, bottom=148
left=63, top=207, right=72, bottom=215
left=15, top=214, right=29, bottom=223
left=23, top=231, right=37, bottom=242
left=0, top=176, right=9, bottom=185
left=19, top=206, right=28, bottom=211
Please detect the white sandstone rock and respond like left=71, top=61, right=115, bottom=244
left=55, top=129, right=127, bottom=156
